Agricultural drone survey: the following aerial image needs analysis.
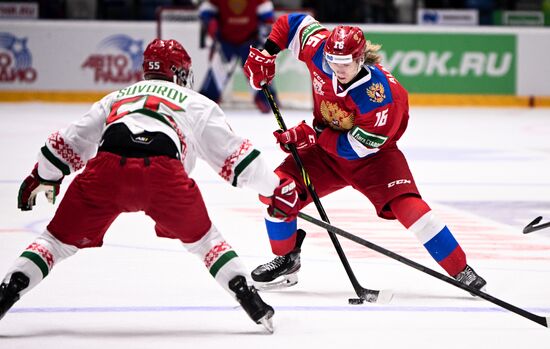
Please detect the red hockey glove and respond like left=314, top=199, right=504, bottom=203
left=273, top=121, right=317, bottom=153
left=244, top=47, right=276, bottom=90
left=17, top=164, right=62, bottom=211
left=259, top=178, right=299, bottom=222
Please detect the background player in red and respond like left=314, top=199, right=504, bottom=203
left=0, top=38, right=301, bottom=332
left=198, top=0, right=278, bottom=113
left=243, top=13, right=487, bottom=292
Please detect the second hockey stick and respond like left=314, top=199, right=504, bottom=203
left=261, top=86, right=392, bottom=304
left=298, top=211, right=550, bottom=329
left=523, top=216, right=550, bottom=234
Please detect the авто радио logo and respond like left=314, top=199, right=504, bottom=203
left=82, top=34, right=143, bottom=84
left=0, top=32, right=37, bottom=83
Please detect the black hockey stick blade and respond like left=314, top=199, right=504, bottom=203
left=523, top=216, right=550, bottom=234
left=356, top=287, right=393, bottom=304
left=298, top=211, right=550, bottom=329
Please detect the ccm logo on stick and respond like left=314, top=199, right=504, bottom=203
left=388, top=179, right=411, bottom=188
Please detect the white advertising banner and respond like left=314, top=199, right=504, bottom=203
left=0, top=21, right=155, bottom=91
left=417, top=9, right=479, bottom=26
left=0, top=20, right=209, bottom=93
left=0, top=2, right=38, bottom=19
left=0, top=20, right=549, bottom=101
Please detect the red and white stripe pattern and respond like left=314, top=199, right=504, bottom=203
left=219, top=139, right=252, bottom=181
left=25, top=242, right=55, bottom=269
left=163, top=114, right=187, bottom=157
left=204, top=241, right=232, bottom=269
left=47, top=132, right=85, bottom=171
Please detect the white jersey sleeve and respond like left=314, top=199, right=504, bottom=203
left=190, top=101, right=279, bottom=197
left=35, top=79, right=279, bottom=198
left=37, top=95, right=112, bottom=181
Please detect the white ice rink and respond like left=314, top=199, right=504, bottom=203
left=1, top=103, right=550, bottom=348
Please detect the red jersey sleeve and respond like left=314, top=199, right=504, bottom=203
left=268, top=13, right=327, bottom=62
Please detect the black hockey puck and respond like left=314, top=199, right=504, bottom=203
left=348, top=298, right=364, bottom=305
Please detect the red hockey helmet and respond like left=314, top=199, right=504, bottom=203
left=323, top=26, right=366, bottom=64
left=143, top=39, right=193, bottom=87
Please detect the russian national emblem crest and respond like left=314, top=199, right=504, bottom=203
left=320, top=100, right=355, bottom=130
left=229, top=0, right=247, bottom=14
left=367, top=83, right=386, bottom=103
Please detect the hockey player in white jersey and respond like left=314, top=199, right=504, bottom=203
left=1, top=38, right=300, bottom=333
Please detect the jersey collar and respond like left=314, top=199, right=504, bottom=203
left=332, top=65, right=372, bottom=97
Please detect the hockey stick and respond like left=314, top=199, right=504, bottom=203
left=523, top=216, right=550, bottom=234
left=261, top=86, right=392, bottom=304
left=298, top=211, right=550, bottom=328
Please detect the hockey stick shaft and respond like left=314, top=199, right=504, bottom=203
left=261, top=86, right=378, bottom=300
left=298, top=211, right=550, bottom=328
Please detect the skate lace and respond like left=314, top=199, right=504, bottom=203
left=262, top=256, right=286, bottom=271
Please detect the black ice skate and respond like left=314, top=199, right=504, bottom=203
left=0, top=272, right=30, bottom=321
left=228, top=275, right=274, bottom=333
left=455, top=265, right=487, bottom=296
left=251, top=229, right=306, bottom=290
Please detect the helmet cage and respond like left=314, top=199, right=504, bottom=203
left=143, top=39, right=193, bottom=88
left=171, top=65, right=194, bottom=89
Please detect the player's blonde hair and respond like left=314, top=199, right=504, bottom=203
left=362, top=41, right=382, bottom=65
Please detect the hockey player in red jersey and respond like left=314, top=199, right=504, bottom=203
left=198, top=0, right=278, bottom=113
left=0, top=39, right=301, bottom=332
left=243, top=13, right=487, bottom=292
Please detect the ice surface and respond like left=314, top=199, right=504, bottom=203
left=1, top=103, right=549, bottom=348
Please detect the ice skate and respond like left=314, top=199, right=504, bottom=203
left=0, top=272, right=30, bottom=321
left=455, top=265, right=487, bottom=296
left=228, top=275, right=274, bottom=333
left=252, top=229, right=305, bottom=290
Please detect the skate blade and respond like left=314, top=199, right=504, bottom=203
left=258, top=313, right=274, bottom=334
left=469, top=285, right=487, bottom=297
left=375, top=289, right=394, bottom=304
left=253, top=274, right=298, bottom=291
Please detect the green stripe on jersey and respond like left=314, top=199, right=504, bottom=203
left=130, top=108, right=174, bottom=129
left=300, top=22, right=324, bottom=50
left=41, top=146, right=71, bottom=175
left=209, top=251, right=238, bottom=278
left=232, top=149, right=260, bottom=187
left=350, top=127, right=388, bottom=149
left=21, top=251, right=49, bottom=278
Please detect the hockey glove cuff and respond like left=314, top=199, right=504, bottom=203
left=244, top=47, right=276, bottom=90
left=273, top=121, right=317, bottom=153
left=259, top=178, right=299, bottom=222
left=18, top=163, right=63, bottom=211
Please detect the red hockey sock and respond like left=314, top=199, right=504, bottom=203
left=389, top=195, right=431, bottom=229
left=390, top=195, right=466, bottom=276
